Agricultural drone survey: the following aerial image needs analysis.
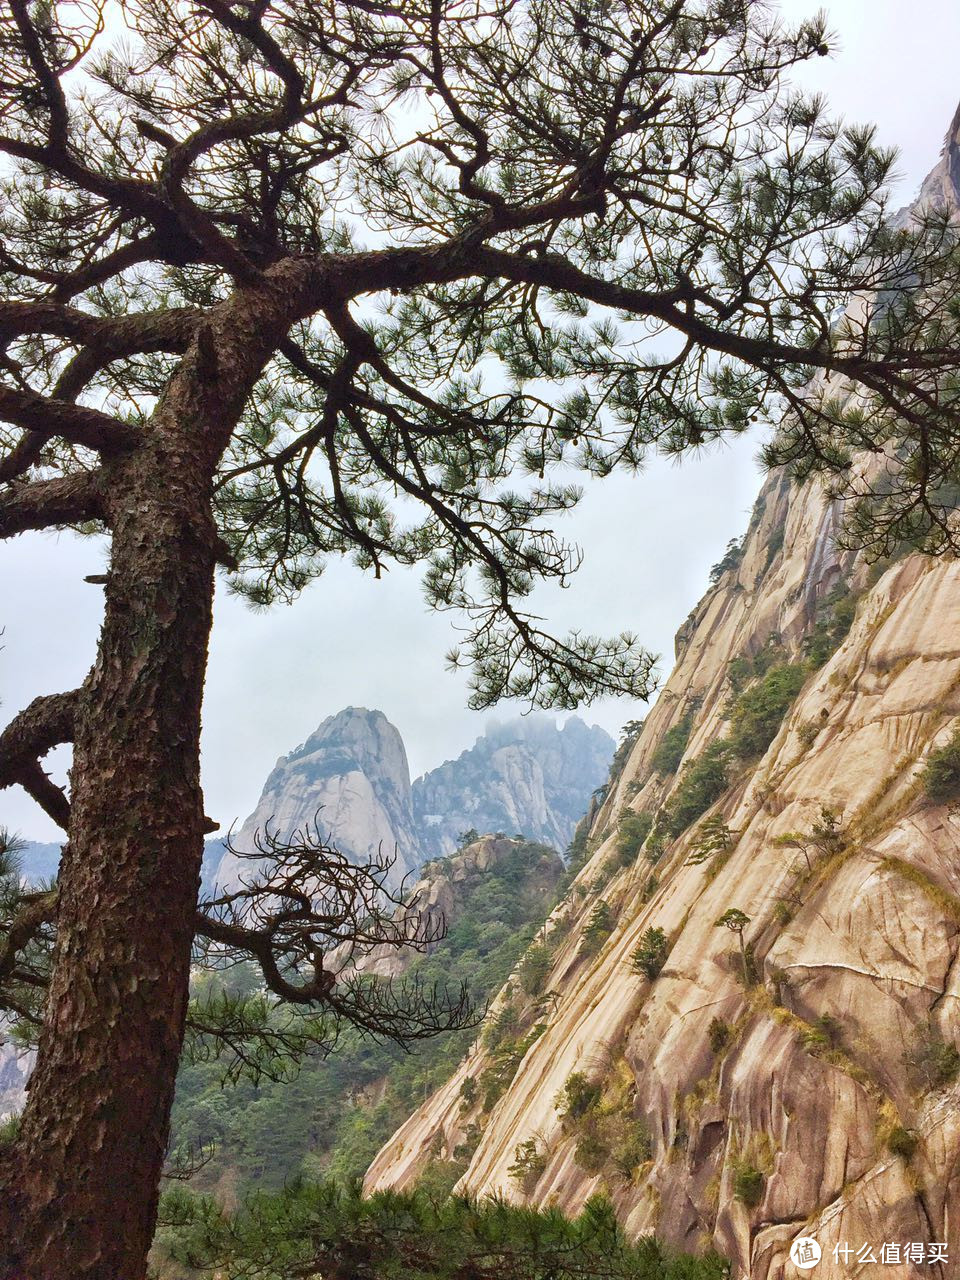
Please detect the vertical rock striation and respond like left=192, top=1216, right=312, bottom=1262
left=412, top=716, right=614, bottom=859
left=214, top=707, right=421, bottom=889
left=365, top=107, right=960, bottom=1280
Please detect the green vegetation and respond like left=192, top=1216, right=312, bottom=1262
left=565, top=823, right=596, bottom=879
left=687, top=816, right=737, bottom=868
left=714, top=910, right=752, bottom=986
left=631, top=928, right=670, bottom=981
left=726, top=663, right=807, bottom=759
left=574, top=1110, right=653, bottom=1181
left=886, top=1126, right=918, bottom=1161
left=762, top=525, right=785, bottom=573
left=726, top=640, right=787, bottom=694
left=579, top=901, right=614, bottom=957
left=556, top=1073, right=602, bottom=1121
left=774, top=807, right=844, bottom=876
left=709, top=537, right=744, bottom=585
left=555, top=1068, right=653, bottom=1186
left=708, top=1019, right=732, bottom=1055
left=155, top=1181, right=730, bottom=1280
left=651, top=714, right=695, bottom=776
left=804, top=583, right=859, bottom=668
left=660, top=743, right=732, bottom=838
left=609, top=720, right=646, bottom=787
left=922, top=725, right=960, bottom=801
left=168, top=841, right=562, bottom=1193
left=609, top=1117, right=655, bottom=1180
left=732, top=1162, right=765, bottom=1208
left=518, top=943, right=553, bottom=997
left=617, top=811, right=655, bottom=863
left=798, top=1014, right=843, bottom=1053
left=905, top=1027, right=960, bottom=1091
left=508, top=1137, right=547, bottom=1191
left=643, top=586, right=857, bottom=844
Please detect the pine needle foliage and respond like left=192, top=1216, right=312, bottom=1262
left=156, top=1180, right=730, bottom=1280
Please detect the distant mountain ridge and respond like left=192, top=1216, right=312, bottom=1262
left=12, top=841, right=59, bottom=887
left=214, top=708, right=422, bottom=890
left=213, top=709, right=613, bottom=890
left=412, top=717, right=614, bottom=859
left=16, top=711, right=614, bottom=892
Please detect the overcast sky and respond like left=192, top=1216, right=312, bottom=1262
left=4, top=1, right=960, bottom=842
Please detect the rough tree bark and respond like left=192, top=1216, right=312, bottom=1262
left=0, top=271, right=308, bottom=1280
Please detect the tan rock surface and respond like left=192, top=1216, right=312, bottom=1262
left=368, top=458, right=960, bottom=1279
left=366, top=109, right=960, bottom=1280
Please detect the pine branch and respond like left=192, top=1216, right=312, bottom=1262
left=0, top=690, right=79, bottom=831
left=0, top=471, right=104, bottom=538
left=0, top=384, right=137, bottom=455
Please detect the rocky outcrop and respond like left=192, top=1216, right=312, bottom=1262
left=16, top=842, right=60, bottom=886
left=365, top=112, right=960, bottom=1280
left=0, top=1039, right=32, bottom=1121
left=351, top=835, right=565, bottom=980
left=214, top=707, right=421, bottom=889
left=412, top=716, right=614, bottom=859
left=214, top=710, right=613, bottom=890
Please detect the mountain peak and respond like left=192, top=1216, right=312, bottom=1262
left=211, top=710, right=615, bottom=890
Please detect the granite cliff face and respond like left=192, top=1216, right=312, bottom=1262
left=214, top=710, right=612, bottom=890
left=365, top=116, right=960, bottom=1280
left=0, top=1041, right=31, bottom=1122
left=413, top=717, right=614, bottom=859
left=214, top=707, right=421, bottom=889
left=15, top=842, right=60, bottom=886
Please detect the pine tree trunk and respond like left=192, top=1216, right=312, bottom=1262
left=0, top=431, right=217, bottom=1279
left=0, top=266, right=313, bottom=1280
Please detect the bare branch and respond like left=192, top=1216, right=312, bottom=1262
left=194, top=818, right=475, bottom=1051
left=0, top=471, right=104, bottom=538
left=0, top=384, right=138, bottom=455
left=0, top=691, right=79, bottom=831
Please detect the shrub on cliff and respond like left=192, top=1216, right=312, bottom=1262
left=726, top=663, right=807, bottom=759
left=732, top=1162, right=765, bottom=1208
left=518, top=943, right=553, bottom=997
left=804, top=585, right=859, bottom=668
left=660, top=744, right=732, bottom=837
left=579, top=901, right=614, bottom=957
left=631, top=927, right=670, bottom=980
left=616, top=810, right=655, bottom=863
left=556, top=1072, right=602, bottom=1122
left=651, top=714, right=695, bottom=776
left=922, top=726, right=960, bottom=801
left=905, top=1027, right=960, bottom=1091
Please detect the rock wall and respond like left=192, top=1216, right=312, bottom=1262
left=214, top=707, right=422, bottom=889
left=350, top=834, right=564, bottom=980
left=214, top=709, right=613, bottom=890
left=365, top=112, right=960, bottom=1280
left=0, top=1038, right=32, bottom=1122
left=412, top=716, right=614, bottom=859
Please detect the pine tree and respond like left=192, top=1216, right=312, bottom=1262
left=3, top=2, right=960, bottom=1273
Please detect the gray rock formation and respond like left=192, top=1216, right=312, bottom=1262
left=214, top=707, right=421, bottom=890
left=349, top=834, right=565, bottom=980
left=15, top=842, right=61, bottom=886
left=412, top=716, right=614, bottom=859
left=0, top=1037, right=32, bottom=1121
left=214, top=710, right=613, bottom=891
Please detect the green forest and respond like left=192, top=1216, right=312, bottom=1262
left=168, top=841, right=565, bottom=1195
